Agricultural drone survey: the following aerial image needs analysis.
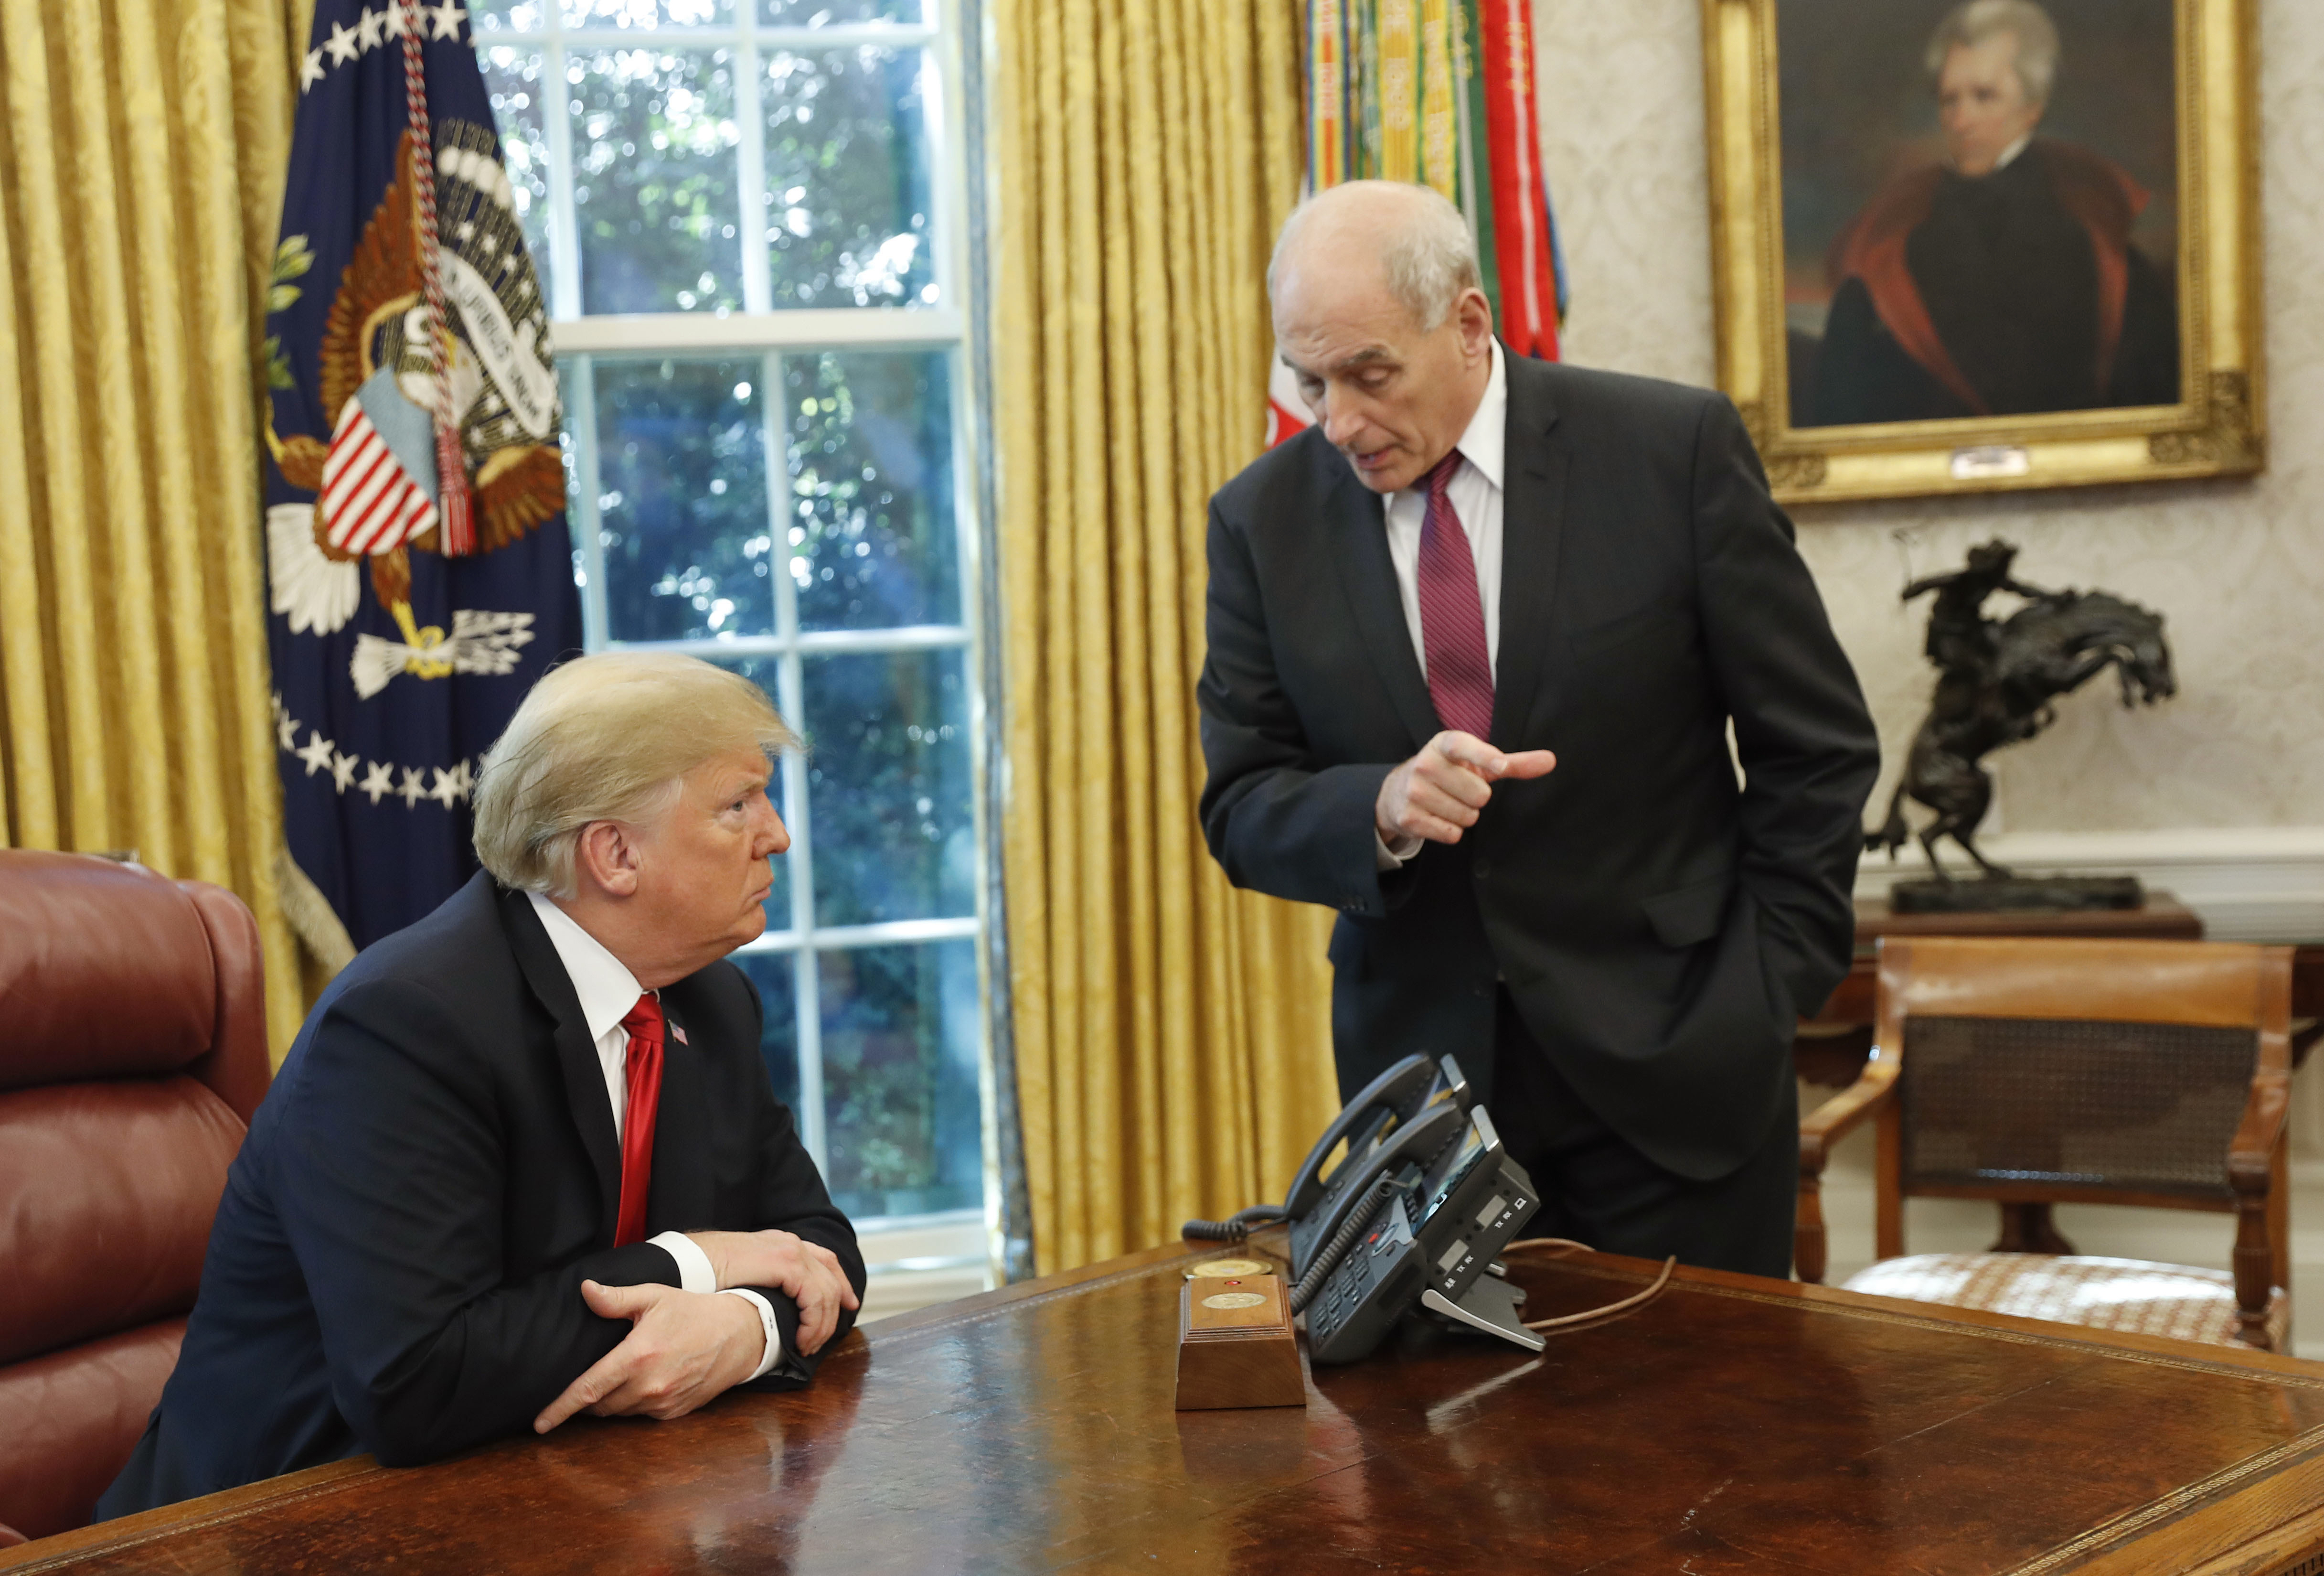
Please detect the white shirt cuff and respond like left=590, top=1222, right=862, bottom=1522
left=721, top=1288, right=785, bottom=1380
left=650, top=1230, right=718, bottom=1296
left=1374, top=830, right=1423, bottom=870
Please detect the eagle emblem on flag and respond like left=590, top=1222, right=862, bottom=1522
left=267, top=122, right=565, bottom=675
left=262, top=0, right=582, bottom=957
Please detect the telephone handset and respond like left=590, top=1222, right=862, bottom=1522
left=1277, top=1052, right=1451, bottom=1225
left=1285, top=1061, right=1470, bottom=1281
left=1181, top=1051, right=1474, bottom=1259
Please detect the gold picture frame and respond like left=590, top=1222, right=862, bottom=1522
left=1701, top=0, right=2262, bottom=505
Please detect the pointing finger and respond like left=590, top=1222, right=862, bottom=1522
left=535, top=1346, right=632, bottom=1433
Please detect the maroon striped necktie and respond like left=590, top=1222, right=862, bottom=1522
left=1416, top=450, right=1494, bottom=740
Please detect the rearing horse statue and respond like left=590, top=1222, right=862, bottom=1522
left=1867, top=540, right=2176, bottom=880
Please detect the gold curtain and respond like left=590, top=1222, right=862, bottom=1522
left=991, top=0, right=1347, bottom=1272
left=0, top=0, right=311, bottom=1052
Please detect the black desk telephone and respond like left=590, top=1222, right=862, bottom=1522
left=1184, top=1051, right=1546, bottom=1364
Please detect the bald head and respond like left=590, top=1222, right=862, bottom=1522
left=1269, top=181, right=1496, bottom=495
left=1269, top=180, right=1483, bottom=332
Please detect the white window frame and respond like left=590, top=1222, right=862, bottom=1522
left=485, top=0, right=999, bottom=1314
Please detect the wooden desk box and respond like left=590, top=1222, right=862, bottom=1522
left=1174, top=1274, right=1305, bottom=1410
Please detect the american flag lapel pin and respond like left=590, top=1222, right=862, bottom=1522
left=672, top=1025, right=688, bottom=1045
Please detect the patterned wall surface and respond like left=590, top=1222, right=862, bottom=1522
left=1534, top=0, right=2324, bottom=836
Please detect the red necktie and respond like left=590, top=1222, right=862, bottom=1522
left=1416, top=450, right=1494, bottom=740
left=613, top=993, right=665, bottom=1247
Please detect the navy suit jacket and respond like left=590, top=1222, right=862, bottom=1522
left=1198, top=354, right=1880, bottom=1180
left=99, top=873, right=864, bottom=1515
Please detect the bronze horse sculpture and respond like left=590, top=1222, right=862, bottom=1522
left=1867, top=541, right=2175, bottom=880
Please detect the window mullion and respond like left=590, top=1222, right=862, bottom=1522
left=565, top=354, right=610, bottom=648
left=544, top=33, right=584, bottom=320
left=764, top=343, right=825, bottom=1164
left=733, top=18, right=772, bottom=313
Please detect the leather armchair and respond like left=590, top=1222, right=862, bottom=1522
left=0, top=851, right=272, bottom=1545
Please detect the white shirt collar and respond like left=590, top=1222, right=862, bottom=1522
left=1377, top=341, right=1507, bottom=509
left=1452, top=340, right=1507, bottom=492
left=1980, top=132, right=2034, bottom=174
left=526, top=890, right=648, bottom=1044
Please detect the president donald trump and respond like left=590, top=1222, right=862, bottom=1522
left=1199, top=181, right=1878, bottom=1275
left=101, top=653, right=864, bottom=1514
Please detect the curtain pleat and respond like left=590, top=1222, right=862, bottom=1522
left=0, top=0, right=309, bottom=1054
left=993, top=0, right=1343, bottom=1272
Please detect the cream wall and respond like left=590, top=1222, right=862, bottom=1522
left=1533, top=0, right=2324, bottom=880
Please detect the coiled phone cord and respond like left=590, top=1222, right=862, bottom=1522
left=1283, top=1175, right=1402, bottom=1315
left=1502, top=1238, right=1678, bottom=1331
left=1180, top=1204, right=1290, bottom=1243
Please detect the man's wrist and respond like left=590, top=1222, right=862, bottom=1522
left=653, top=1230, right=720, bottom=1294
left=720, top=1288, right=783, bottom=1380
left=1374, top=827, right=1421, bottom=870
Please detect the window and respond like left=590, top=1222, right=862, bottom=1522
left=477, top=0, right=992, bottom=1311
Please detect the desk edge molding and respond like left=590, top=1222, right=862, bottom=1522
left=0, top=1458, right=379, bottom=1574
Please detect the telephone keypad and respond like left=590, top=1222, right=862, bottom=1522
left=1306, top=1198, right=1425, bottom=1364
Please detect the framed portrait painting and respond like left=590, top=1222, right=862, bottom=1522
left=1701, top=0, right=2262, bottom=504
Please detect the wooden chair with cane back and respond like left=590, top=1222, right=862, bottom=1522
left=1795, top=935, right=2294, bottom=1351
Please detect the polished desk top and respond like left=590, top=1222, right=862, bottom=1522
left=13, top=1242, right=2324, bottom=1575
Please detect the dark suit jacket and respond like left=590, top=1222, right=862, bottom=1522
left=98, top=873, right=864, bottom=1515
left=1198, top=354, right=1879, bottom=1181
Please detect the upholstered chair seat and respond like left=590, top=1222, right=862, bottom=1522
left=1843, top=1252, right=2291, bottom=1351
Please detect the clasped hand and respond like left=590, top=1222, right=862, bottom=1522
left=686, top=1228, right=859, bottom=1354
left=531, top=1229, right=859, bottom=1436
left=1375, top=730, right=1556, bottom=846
left=532, top=1280, right=763, bottom=1433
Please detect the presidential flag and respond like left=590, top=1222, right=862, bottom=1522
left=262, top=0, right=579, bottom=957
left=1267, top=0, right=1569, bottom=447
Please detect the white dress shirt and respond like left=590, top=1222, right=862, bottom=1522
left=1375, top=342, right=1509, bottom=870
left=526, top=892, right=782, bottom=1379
left=1381, top=339, right=1507, bottom=681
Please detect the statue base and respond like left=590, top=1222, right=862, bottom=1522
left=1889, top=875, right=2145, bottom=915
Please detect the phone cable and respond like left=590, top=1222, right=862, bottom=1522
left=1502, top=1238, right=1679, bottom=1332
left=1285, top=1174, right=1402, bottom=1315
left=1179, top=1204, right=1290, bottom=1243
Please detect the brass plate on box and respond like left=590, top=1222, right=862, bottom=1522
left=1186, top=1258, right=1272, bottom=1279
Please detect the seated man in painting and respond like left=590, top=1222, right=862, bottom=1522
left=100, top=653, right=864, bottom=1515
left=1810, top=0, right=2180, bottom=426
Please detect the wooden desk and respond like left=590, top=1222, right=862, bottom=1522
left=13, top=1243, right=2324, bottom=1574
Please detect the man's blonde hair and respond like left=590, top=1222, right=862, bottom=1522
left=473, top=652, right=799, bottom=898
